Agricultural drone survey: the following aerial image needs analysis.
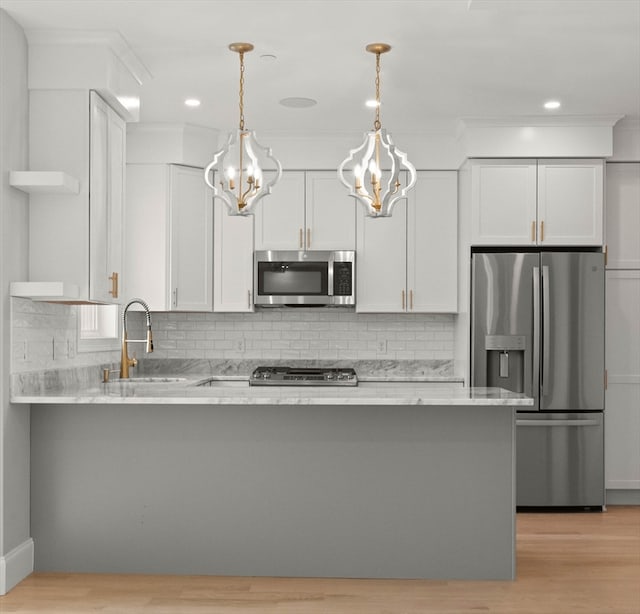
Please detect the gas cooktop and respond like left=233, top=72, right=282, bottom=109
left=250, top=366, right=358, bottom=386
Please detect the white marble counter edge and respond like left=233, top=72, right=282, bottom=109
left=13, top=384, right=534, bottom=406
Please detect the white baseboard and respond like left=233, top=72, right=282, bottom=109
left=606, top=489, right=640, bottom=505
left=0, top=538, right=34, bottom=595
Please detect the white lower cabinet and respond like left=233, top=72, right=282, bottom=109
left=125, top=164, right=213, bottom=311
left=214, top=202, right=254, bottom=312
left=356, top=171, right=457, bottom=313
left=604, top=162, right=640, bottom=495
left=605, top=270, right=640, bottom=491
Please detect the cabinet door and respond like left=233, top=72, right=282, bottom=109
left=124, top=164, right=169, bottom=310
left=606, top=162, right=640, bottom=268
left=89, top=93, right=125, bottom=303
left=169, top=165, right=213, bottom=311
left=305, top=171, right=356, bottom=250
left=408, top=171, right=458, bottom=312
left=605, top=270, right=640, bottom=490
left=89, top=92, right=125, bottom=303
left=471, top=160, right=537, bottom=245
left=538, top=159, right=604, bottom=246
left=28, top=90, right=90, bottom=297
left=214, top=201, right=255, bottom=312
left=356, top=201, right=407, bottom=313
left=254, top=170, right=305, bottom=250
left=106, top=102, right=125, bottom=300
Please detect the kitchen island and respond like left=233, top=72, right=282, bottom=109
left=15, top=369, right=532, bottom=581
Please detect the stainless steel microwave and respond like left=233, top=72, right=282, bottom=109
left=254, top=250, right=355, bottom=307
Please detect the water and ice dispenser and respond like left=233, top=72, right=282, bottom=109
left=483, top=335, right=526, bottom=394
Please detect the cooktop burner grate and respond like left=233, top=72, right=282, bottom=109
left=250, top=366, right=358, bottom=386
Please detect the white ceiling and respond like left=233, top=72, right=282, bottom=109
left=1, top=0, right=639, bottom=136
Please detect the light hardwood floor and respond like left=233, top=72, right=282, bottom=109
left=1, top=506, right=638, bottom=613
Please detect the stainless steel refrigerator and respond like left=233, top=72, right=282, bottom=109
left=471, top=251, right=605, bottom=508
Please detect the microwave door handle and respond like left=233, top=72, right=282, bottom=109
left=327, top=261, right=334, bottom=296
left=532, top=266, right=540, bottom=404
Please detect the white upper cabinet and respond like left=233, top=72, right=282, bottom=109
left=89, top=92, right=125, bottom=303
left=471, top=160, right=537, bottom=245
left=471, top=159, right=604, bottom=246
left=214, top=202, right=254, bottom=313
left=169, top=165, right=214, bottom=311
left=606, top=163, right=640, bottom=269
left=254, top=171, right=305, bottom=250
left=25, top=90, right=125, bottom=303
left=357, top=171, right=458, bottom=313
left=125, top=164, right=213, bottom=311
left=304, top=171, right=357, bottom=250
left=407, top=171, right=458, bottom=313
left=254, top=170, right=356, bottom=251
left=537, top=159, right=604, bottom=246
left=356, top=201, right=408, bottom=313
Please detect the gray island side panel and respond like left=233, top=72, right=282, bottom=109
left=30, top=402, right=516, bottom=580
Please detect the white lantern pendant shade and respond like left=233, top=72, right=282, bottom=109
left=204, top=43, right=282, bottom=216
left=338, top=43, right=416, bottom=218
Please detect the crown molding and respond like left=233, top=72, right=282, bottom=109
left=24, top=28, right=152, bottom=85
left=461, top=115, right=624, bottom=128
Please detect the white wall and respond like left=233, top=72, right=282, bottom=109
left=0, top=9, right=33, bottom=594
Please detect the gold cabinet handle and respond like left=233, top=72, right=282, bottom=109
left=401, top=289, right=405, bottom=310
left=109, top=272, right=119, bottom=298
left=540, top=220, right=545, bottom=242
left=409, top=289, right=414, bottom=310
left=307, top=228, right=311, bottom=248
left=531, top=221, right=536, bottom=243
left=299, top=228, right=303, bottom=248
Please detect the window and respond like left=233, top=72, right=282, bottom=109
left=77, top=304, right=120, bottom=352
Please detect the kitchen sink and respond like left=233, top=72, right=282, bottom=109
left=107, top=377, right=189, bottom=384
left=194, top=378, right=248, bottom=387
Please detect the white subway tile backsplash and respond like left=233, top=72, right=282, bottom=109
left=11, top=297, right=456, bottom=372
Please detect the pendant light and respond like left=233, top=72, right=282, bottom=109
left=204, top=43, right=282, bottom=215
left=338, top=43, right=416, bottom=217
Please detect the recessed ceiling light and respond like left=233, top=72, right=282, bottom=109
left=544, top=100, right=561, bottom=110
left=279, top=97, right=317, bottom=109
left=365, top=99, right=380, bottom=108
left=184, top=98, right=201, bottom=107
left=260, top=53, right=277, bottom=62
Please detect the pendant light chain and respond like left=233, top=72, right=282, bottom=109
left=238, top=50, right=246, bottom=131
left=374, top=51, right=382, bottom=131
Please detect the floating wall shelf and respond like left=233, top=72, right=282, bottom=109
left=9, top=171, right=80, bottom=194
left=10, top=282, right=80, bottom=302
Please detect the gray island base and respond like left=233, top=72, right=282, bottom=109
left=30, top=397, right=519, bottom=580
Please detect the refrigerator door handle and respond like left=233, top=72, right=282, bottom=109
left=516, top=418, right=601, bottom=427
left=541, top=265, right=550, bottom=394
left=532, top=266, right=540, bottom=404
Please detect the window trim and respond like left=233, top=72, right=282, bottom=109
left=77, top=304, right=121, bottom=353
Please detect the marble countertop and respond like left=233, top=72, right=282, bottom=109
left=11, top=358, right=533, bottom=406
left=13, top=375, right=532, bottom=407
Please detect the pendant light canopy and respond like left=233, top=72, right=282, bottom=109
left=204, top=43, right=282, bottom=216
left=338, top=43, right=416, bottom=218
